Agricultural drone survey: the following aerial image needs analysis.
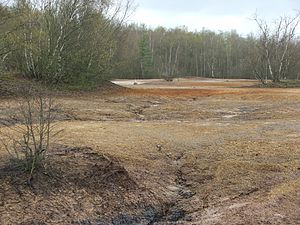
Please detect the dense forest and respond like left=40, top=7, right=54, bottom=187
left=112, top=25, right=256, bottom=79
left=1, top=0, right=300, bottom=86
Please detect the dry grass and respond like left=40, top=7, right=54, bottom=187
left=0, top=78, right=300, bottom=224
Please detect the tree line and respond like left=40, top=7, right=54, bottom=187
left=112, top=14, right=300, bottom=83
left=1, top=0, right=300, bottom=85
left=112, top=25, right=256, bottom=80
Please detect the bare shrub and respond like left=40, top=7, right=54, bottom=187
left=0, top=87, right=60, bottom=183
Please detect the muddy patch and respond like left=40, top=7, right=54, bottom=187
left=0, top=146, right=160, bottom=225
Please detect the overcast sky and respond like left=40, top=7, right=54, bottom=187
left=129, top=0, right=300, bottom=35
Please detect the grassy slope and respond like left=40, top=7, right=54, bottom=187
left=0, top=73, right=125, bottom=98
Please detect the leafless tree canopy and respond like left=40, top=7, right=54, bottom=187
left=253, top=13, right=300, bottom=83
left=0, top=88, right=60, bottom=182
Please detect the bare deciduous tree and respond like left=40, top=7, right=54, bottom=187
left=253, top=13, right=300, bottom=83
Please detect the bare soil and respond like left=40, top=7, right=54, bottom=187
left=0, top=78, right=300, bottom=224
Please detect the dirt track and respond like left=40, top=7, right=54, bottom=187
left=1, top=78, right=300, bottom=224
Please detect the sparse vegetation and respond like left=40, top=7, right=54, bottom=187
left=257, top=79, right=300, bottom=88
left=1, top=78, right=299, bottom=224
left=0, top=87, right=59, bottom=183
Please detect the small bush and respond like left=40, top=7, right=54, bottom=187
left=0, top=87, right=60, bottom=183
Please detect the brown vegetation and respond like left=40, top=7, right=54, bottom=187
left=0, top=78, right=300, bottom=224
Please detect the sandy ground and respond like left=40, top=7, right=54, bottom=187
left=112, top=78, right=259, bottom=89
left=1, top=78, right=300, bottom=224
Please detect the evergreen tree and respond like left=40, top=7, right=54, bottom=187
left=139, top=34, right=155, bottom=78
